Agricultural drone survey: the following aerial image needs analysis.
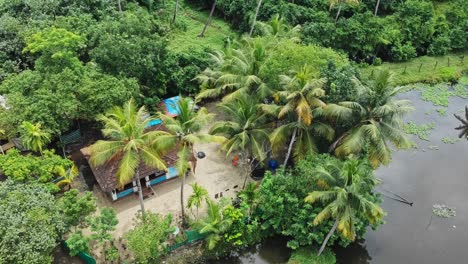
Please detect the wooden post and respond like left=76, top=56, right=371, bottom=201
left=448, top=57, right=450, bottom=67
left=418, top=63, right=423, bottom=72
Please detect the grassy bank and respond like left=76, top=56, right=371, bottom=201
left=287, top=247, right=336, bottom=264
left=361, top=52, right=468, bottom=86
left=167, top=1, right=237, bottom=52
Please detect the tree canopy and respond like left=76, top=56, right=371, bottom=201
left=0, top=181, right=65, bottom=264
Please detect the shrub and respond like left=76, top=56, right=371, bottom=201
left=66, top=232, right=90, bottom=256
left=390, top=42, right=417, bottom=62
left=125, top=212, right=174, bottom=264
left=428, top=35, right=451, bottom=56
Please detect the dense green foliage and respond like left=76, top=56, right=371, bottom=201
left=58, top=189, right=97, bottom=230
left=0, top=181, right=65, bottom=264
left=125, top=212, right=174, bottom=264
left=257, top=155, right=381, bottom=249
left=0, top=149, right=73, bottom=191
left=189, top=0, right=468, bottom=62
left=0, top=1, right=217, bottom=136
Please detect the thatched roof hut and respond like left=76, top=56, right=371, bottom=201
left=80, top=124, right=178, bottom=192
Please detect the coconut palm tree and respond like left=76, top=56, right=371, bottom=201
left=19, top=121, right=51, bottom=156
left=196, top=199, right=231, bottom=250
left=324, top=70, right=413, bottom=168
left=210, top=95, right=270, bottom=161
left=255, top=14, right=301, bottom=41
left=267, top=66, right=333, bottom=166
left=187, top=183, right=209, bottom=219
left=249, top=0, right=264, bottom=37
left=199, top=0, right=217, bottom=37
left=195, top=38, right=271, bottom=102
left=305, top=158, right=385, bottom=256
left=90, top=99, right=169, bottom=218
left=210, top=95, right=271, bottom=187
left=329, top=0, right=360, bottom=22
left=454, top=106, right=468, bottom=139
left=156, top=97, right=224, bottom=226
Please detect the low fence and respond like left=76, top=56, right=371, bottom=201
left=61, top=230, right=205, bottom=263
left=61, top=241, right=96, bottom=264
left=166, top=230, right=206, bottom=252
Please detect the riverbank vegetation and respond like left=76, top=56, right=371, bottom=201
left=0, top=0, right=467, bottom=263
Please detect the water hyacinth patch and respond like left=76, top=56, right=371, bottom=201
left=432, top=204, right=456, bottom=218
left=441, top=137, right=461, bottom=144
left=403, top=121, right=436, bottom=141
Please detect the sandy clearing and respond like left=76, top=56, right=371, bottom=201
left=92, top=102, right=248, bottom=238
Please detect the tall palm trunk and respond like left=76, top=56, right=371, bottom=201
left=335, top=3, right=342, bottom=22
left=374, top=0, right=381, bottom=16
left=172, top=0, right=179, bottom=24
left=283, top=127, right=297, bottom=167
left=199, top=0, right=217, bottom=37
left=318, top=218, right=339, bottom=256
left=328, top=132, right=348, bottom=153
left=180, top=171, right=187, bottom=226
left=135, top=169, right=146, bottom=218
left=117, top=0, right=122, bottom=12
left=249, top=0, right=263, bottom=37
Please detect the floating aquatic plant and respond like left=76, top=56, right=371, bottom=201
left=436, top=108, right=447, bottom=116
left=408, top=83, right=468, bottom=107
left=403, top=121, right=436, bottom=141
left=441, top=137, right=461, bottom=144
left=432, top=204, right=456, bottom=218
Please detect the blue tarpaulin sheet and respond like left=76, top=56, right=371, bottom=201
left=147, top=119, right=162, bottom=127
left=162, top=96, right=181, bottom=117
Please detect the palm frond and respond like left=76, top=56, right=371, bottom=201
left=140, top=146, right=167, bottom=171
left=116, top=150, right=139, bottom=187
left=89, top=140, right=125, bottom=167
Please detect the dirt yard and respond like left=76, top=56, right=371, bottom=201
left=93, top=102, right=247, bottom=239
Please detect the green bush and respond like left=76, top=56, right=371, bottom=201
left=390, top=42, right=417, bottom=62
left=66, top=232, right=90, bottom=256
left=125, top=212, right=174, bottom=264
left=256, top=154, right=379, bottom=250
left=287, top=247, right=336, bottom=264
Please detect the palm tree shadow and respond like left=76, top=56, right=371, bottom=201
left=334, top=240, right=372, bottom=264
